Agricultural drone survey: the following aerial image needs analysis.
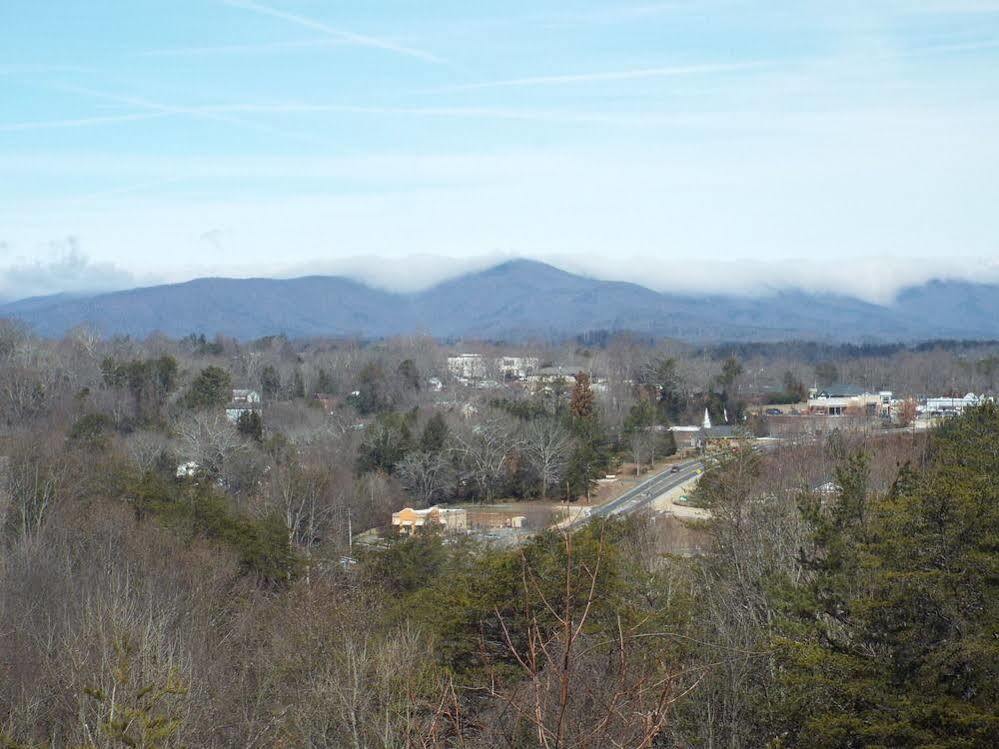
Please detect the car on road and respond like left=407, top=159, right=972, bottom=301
left=765, top=408, right=782, bottom=416
left=669, top=465, right=680, bottom=473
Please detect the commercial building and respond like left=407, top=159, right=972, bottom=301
left=921, top=393, right=982, bottom=416
left=447, top=354, right=540, bottom=382
left=391, top=506, right=469, bottom=534
left=807, top=385, right=892, bottom=417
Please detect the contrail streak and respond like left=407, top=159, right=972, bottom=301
left=0, top=112, right=168, bottom=132
left=428, top=62, right=768, bottom=92
left=54, top=84, right=326, bottom=145
left=221, top=0, right=443, bottom=63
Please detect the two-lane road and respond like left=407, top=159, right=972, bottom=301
left=574, top=429, right=897, bottom=529
left=571, top=458, right=703, bottom=528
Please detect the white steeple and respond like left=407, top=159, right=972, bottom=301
left=702, top=408, right=712, bottom=429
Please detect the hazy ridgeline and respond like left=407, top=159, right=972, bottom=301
left=7, top=261, right=999, bottom=343
left=0, top=322, right=996, bottom=747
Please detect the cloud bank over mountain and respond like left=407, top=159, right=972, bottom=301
left=0, top=238, right=139, bottom=302
left=4, top=245, right=997, bottom=307
left=4, top=259, right=999, bottom=344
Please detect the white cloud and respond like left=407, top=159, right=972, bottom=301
left=0, top=238, right=140, bottom=301
left=548, top=254, right=999, bottom=304
left=273, top=253, right=515, bottom=293
left=232, top=252, right=999, bottom=303
left=3, top=244, right=997, bottom=307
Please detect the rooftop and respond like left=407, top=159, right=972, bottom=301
left=816, top=384, right=867, bottom=398
left=702, top=426, right=740, bottom=438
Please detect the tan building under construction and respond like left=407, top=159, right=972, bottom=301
left=391, top=506, right=468, bottom=534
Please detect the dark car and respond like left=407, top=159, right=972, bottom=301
left=669, top=465, right=680, bottom=473
left=765, top=408, right=782, bottom=416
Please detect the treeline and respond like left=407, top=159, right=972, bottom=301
left=701, top=337, right=999, bottom=360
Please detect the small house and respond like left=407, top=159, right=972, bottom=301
left=226, top=388, right=263, bottom=423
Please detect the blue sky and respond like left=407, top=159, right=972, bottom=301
left=2, top=0, right=999, bottom=302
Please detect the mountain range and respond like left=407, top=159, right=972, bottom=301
left=1, top=259, right=997, bottom=343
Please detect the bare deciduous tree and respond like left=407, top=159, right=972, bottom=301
left=395, top=451, right=455, bottom=505
left=175, top=411, right=245, bottom=478
left=523, top=419, right=571, bottom=499
left=5, top=452, right=65, bottom=542
left=453, top=417, right=521, bottom=501
left=125, top=430, right=171, bottom=474
left=629, top=429, right=656, bottom=476
left=269, top=464, right=331, bottom=548
left=481, top=528, right=689, bottom=749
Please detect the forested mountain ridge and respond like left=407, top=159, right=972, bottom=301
left=3, top=259, right=999, bottom=342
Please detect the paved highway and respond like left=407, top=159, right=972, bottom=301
left=573, top=427, right=908, bottom=529
left=572, top=458, right=703, bottom=528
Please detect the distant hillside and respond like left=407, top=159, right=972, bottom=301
left=2, top=259, right=997, bottom=342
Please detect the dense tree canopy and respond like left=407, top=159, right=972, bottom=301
left=774, top=405, right=999, bottom=747
left=182, top=365, right=232, bottom=411
left=1, top=328, right=998, bottom=748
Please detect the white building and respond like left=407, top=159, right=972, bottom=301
left=525, top=365, right=578, bottom=387
left=448, top=354, right=539, bottom=382
left=496, top=356, right=539, bottom=380
left=921, top=393, right=982, bottom=415
left=447, top=354, right=487, bottom=381
left=226, top=388, right=262, bottom=423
